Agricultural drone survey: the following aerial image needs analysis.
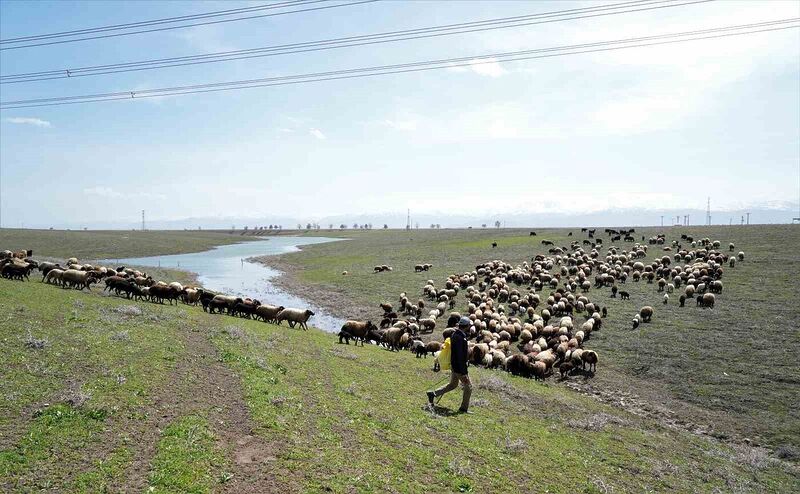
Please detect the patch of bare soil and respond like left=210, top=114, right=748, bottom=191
left=252, top=255, right=372, bottom=322
left=118, top=325, right=296, bottom=493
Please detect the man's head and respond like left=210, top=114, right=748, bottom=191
left=458, top=317, right=471, bottom=330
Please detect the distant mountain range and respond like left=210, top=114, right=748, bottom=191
left=16, top=203, right=799, bottom=230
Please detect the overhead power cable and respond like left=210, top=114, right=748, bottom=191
left=1, top=19, right=797, bottom=109
left=1, top=0, right=711, bottom=83
left=0, top=0, right=377, bottom=50
left=0, top=1, right=313, bottom=43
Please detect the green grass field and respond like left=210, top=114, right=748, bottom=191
left=0, top=228, right=255, bottom=260
left=1, top=226, right=798, bottom=492
left=1, top=275, right=797, bottom=493
left=257, top=226, right=800, bottom=458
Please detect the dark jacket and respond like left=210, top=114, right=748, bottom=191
left=450, top=328, right=469, bottom=375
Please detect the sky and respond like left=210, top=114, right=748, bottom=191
left=0, top=0, right=799, bottom=228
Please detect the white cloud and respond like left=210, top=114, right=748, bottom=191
left=381, top=119, right=417, bottom=131
left=83, top=186, right=165, bottom=200
left=448, top=58, right=507, bottom=78
left=277, top=128, right=294, bottom=133
left=6, top=117, right=51, bottom=128
left=309, top=128, right=326, bottom=140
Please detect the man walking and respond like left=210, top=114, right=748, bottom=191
left=427, top=317, right=472, bottom=413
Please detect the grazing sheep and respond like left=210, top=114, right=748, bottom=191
left=411, top=339, right=426, bottom=357
left=632, top=317, right=640, bottom=329
left=619, top=290, right=630, bottom=300
left=424, top=341, right=442, bottom=356
left=737, top=251, right=744, bottom=261
left=679, top=294, right=686, bottom=307
left=149, top=285, right=181, bottom=305
left=663, top=294, right=669, bottom=305
left=276, top=308, right=315, bottom=330
left=639, top=306, right=654, bottom=323
left=341, top=270, right=349, bottom=276
left=701, top=293, right=716, bottom=308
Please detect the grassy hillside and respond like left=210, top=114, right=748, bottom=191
left=1, top=277, right=797, bottom=493
left=257, top=226, right=800, bottom=455
left=0, top=228, right=255, bottom=260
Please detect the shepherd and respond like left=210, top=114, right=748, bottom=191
left=427, top=317, right=472, bottom=413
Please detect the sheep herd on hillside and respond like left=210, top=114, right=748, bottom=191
left=0, top=250, right=315, bottom=330
left=337, top=229, right=741, bottom=381
left=2, top=228, right=742, bottom=382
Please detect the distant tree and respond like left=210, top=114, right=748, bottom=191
left=244, top=226, right=249, bottom=231
left=430, top=223, right=435, bottom=229
left=306, top=223, right=312, bottom=230
left=353, top=223, right=359, bottom=229
left=368, top=223, right=373, bottom=229
left=329, top=223, right=334, bottom=230
left=383, top=224, right=389, bottom=229
left=494, top=220, right=501, bottom=228
left=340, top=224, right=347, bottom=230
left=415, top=222, right=419, bottom=229
left=482, top=224, right=487, bottom=228
left=436, top=224, right=441, bottom=229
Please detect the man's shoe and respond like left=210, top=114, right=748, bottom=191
left=458, top=408, right=471, bottom=414
left=426, top=391, right=435, bottom=405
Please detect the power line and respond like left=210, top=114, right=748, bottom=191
left=1, top=0, right=711, bottom=84
left=0, top=1, right=312, bottom=43
left=0, top=0, right=377, bottom=51
left=2, top=20, right=796, bottom=109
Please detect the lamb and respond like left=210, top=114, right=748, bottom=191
left=255, top=304, right=285, bottom=323
left=663, top=294, right=669, bottom=305
left=639, top=306, right=654, bottom=323
left=341, top=270, right=349, bottom=276
left=275, top=308, right=315, bottom=330
left=619, top=291, right=630, bottom=300
left=679, top=294, right=686, bottom=307
left=339, top=320, right=377, bottom=346
left=737, top=251, right=744, bottom=261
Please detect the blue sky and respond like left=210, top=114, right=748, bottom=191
left=1, top=0, right=798, bottom=228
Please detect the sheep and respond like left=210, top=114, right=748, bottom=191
left=168, top=282, right=183, bottom=292
left=737, top=251, right=744, bottom=261
left=149, top=285, right=181, bottom=305
left=679, top=294, right=686, bottom=307
left=61, top=269, right=98, bottom=290
left=276, top=308, right=315, bottom=330
left=639, top=306, right=654, bottom=323
left=582, top=350, right=598, bottom=372
left=407, top=339, right=424, bottom=357
left=255, top=304, right=285, bottom=323
left=1, top=263, right=30, bottom=281
left=632, top=317, right=640, bottom=329
left=663, top=294, right=669, bottom=305
left=701, top=293, right=716, bottom=309
left=424, top=341, right=442, bottom=356
left=181, top=287, right=200, bottom=305
left=341, top=271, right=348, bottom=276
left=339, top=320, right=377, bottom=346
left=619, top=291, right=630, bottom=300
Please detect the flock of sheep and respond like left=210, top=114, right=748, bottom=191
left=337, top=229, right=740, bottom=381
left=0, top=250, right=316, bottom=330
left=2, top=229, right=741, bottom=383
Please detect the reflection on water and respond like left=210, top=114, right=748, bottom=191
left=104, top=237, right=345, bottom=333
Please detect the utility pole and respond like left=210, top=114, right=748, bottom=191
left=406, top=209, right=410, bottom=230
left=687, top=214, right=690, bottom=226
left=706, top=197, right=711, bottom=226
left=141, top=210, right=146, bottom=231
left=741, top=215, right=744, bottom=225
left=660, top=216, right=664, bottom=227
left=746, top=212, right=750, bottom=225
